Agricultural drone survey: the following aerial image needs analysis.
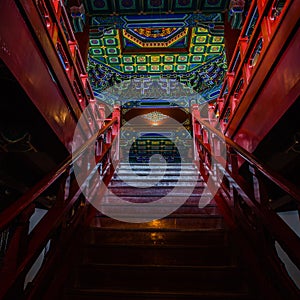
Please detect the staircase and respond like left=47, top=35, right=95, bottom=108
left=62, top=162, right=258, bottom=300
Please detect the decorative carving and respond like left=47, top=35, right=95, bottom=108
left=141, top=111, right=169, bottom=123
left=228, top=0, right=246, bottom=29
left=70, top=3, right=86, bottom=32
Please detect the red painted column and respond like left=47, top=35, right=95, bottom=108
left=224, top=11, right=241, bottom=65
left=74, top=16, right=90, bottom=66
left=66, top=0, right=90, bottom=66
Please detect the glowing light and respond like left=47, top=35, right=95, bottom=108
left=142, top=111, right=168, bottom=123
left=150, top=220, right=162, bottom=228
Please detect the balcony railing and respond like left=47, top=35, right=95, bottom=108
left=192, top=103, right=300, bottom=298
left=34, top=0, right=99, bottom=127
left=215, top=0, right=292, bottom=132
left=0, top=112, right=120, bottom=300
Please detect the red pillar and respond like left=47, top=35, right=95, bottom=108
left=224, top=11, right=241, bottom=65
left=73, top=15, right=90, bottom=66
left=66, top=0, right=90, bottom=66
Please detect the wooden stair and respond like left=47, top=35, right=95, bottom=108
left=61, top=163, right=259, bottom=300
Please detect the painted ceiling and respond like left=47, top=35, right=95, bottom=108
left=84, top=0, right=230, bottom=104
left=84, top=0, right=230, bottom=15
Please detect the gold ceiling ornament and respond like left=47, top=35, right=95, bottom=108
left=133, top=27, right=178, bottom=39
left=122, top=28, right=189, bottom=48
left=141, top=111, right=169, bottom=123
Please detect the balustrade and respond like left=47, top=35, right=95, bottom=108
left=192, top=104, right=300, bottom=297
left=0, top=111, right=120, bottom=300
left=34, top=0, right=100, bottom=128
left=214, top=0, right=292, bottom=132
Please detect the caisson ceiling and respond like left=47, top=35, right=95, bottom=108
left=83, top=0, right=231, bottom=105
left=84, top=0, right=230, bottom=15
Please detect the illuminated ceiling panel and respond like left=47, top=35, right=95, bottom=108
left=85, top=2, right=229, bottom=103
left=89, top=26, right=225, bottom=74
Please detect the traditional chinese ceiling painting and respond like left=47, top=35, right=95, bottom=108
left=84, top=0, right=229, bottom=15
left=89, top=26, right=225, bottom=74
left=84, top=0, right=229, bottom=103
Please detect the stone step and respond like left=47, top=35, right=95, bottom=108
left=117, top=163, right=198, bottom=171
left=63, top=288, right=254, bottom=300
left=115, top=170, right=200, bottom=176
left=73, top=263, right=244, bottom=292
left=85, top=227, right=227, bottom=246
left=108, top=180, right=205, bottom=187
left=82, top=243, right=234, bottom=266
left=92, top=215, right=225, bottom=230
left=111, top=175, right=202, bottom=182
left=94, top=203, right=221, bottom=219
left=102, top=196, right=216, bottom=205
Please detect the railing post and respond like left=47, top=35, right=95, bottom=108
left=192, top=104, right=201, bottom=162
left=95, top=137, right=103, bottom=157
left=227, top=72, right=235, bottom=89
left=56, top=166, right=73, bottom=204
left=249, top=165, right=269, bottom=205
left=112, top=105, right=121, bottom=162
left=1, top=204, right=35, bottom=270
left=242, top=63, right=251, bottom=84
left=217, top=98, right=224, bottom=116
left=52, top=0, right=60, bottom=14
left=257, top=0, right=268, bottom=15
left=112, top=105, right=121, bottom=135
left=97, top=105, right=106, bottom=129
left=0, top=203, right=35, bottom=299
left=89, top=98, right=98, bottom=128
left=68, top=41, right=77, bottom=60
left=231, top=95, right=239, bottom=112
left=239, top=37, right=248, bottom=57
left=208, top=104, right=217, bottom=126
left=106, top=128, right=112, bottom=145
left=80, top=73, right=88, bottom=89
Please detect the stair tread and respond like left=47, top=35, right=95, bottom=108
left=95, top=214, right=223, bottom=219
left=85, top=227, right=228, bottom=245
left=91, top=217, right=225, bottom=229
left=103, top=193, right=210, bottom=198
left=72, top=269, right=247, bottom=292
left=118, top=163, right=197, bottom=167
left=115, top=172, right=200, bottom=176
left=65, top=287, right=252, bottom=298
left=84, top=242, right=230, bottom=248
left=63, top=162, right=252, bottom=300
left=109, top=182, right=204, bottom=187
left=106, top=188, right=206, bottom=196
left=86, top=226, right=226, bottom=232
left=82, top=248, right=235, bottom=266
left=79, top=262, right=239, bottom=270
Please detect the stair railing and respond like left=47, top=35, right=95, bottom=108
left=0, top=114, right=120, bottom=300
left=24, top=0, right=100, bottom=132
left=215, top=0, right=295, bottom=133
left=192, top=104, right=300, bottom=298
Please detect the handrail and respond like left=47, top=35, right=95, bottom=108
left=217, top=0, right=259, bottom=117
left=31, top=0, right=100, bottom=126
left=192, top=106, right=300, bottom=296
left=216, top=0, right=294, bottom=131
left=0, top=117, right=118, bottom=232
left=0, top=115, right=119, bottom=300
left=59, top=0, right=76, bottom=42
left=0, top=2, right=120, bottom=299
left=227, top=0, right=258, bottom=74
left=196, top=117, right=300, bottom=204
